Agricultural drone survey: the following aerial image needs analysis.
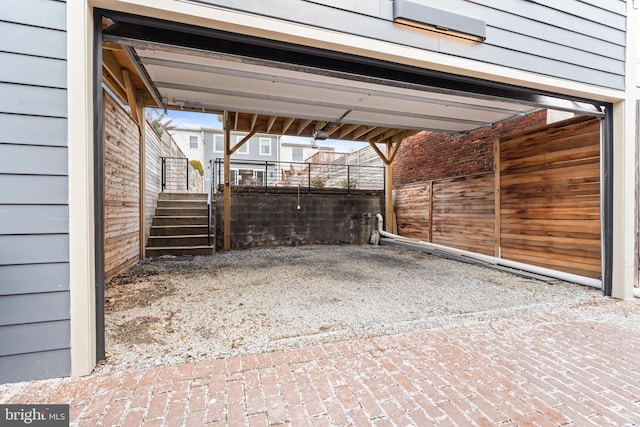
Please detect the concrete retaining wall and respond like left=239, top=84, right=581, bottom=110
left=215, top=189, right=384, bottom=250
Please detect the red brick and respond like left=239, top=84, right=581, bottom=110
left=145, top=393, right=169, bottom=420
left=188, top=386, right=207, bottom=412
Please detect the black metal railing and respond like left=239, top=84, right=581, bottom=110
left=207, top=159, right=214, bottom=246
left=212, top=159, right=384, bottom=194
left=161, top=157, right=189, bottom=192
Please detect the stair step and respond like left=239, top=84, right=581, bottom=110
left=157, top=199, right=210, bottom=208
left=150, top=225, right=211, bottom=236
left=147, top=234, right=211, bottom=247
left=152, top=216, right=209, bottom=226
left=145, top=245, right=215, bottom=257
left=158, top=192, right=208, bottom=201
left=155, top=207, right=209, bottom=217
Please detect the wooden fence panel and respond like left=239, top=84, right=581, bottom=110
left=431, top=173, right=495, bottom=256
left=499, top=116, right=601, bottom=278
left=103, top=92, right=140, bottom=282
left=394, top=181, right=431, bottom=241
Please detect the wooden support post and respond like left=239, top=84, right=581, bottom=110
left=494, top=138, right=501, bottom=258
left=136, top=90, right=147, bottom=258
left=428, top=180, right=433, bottom=242
left=385, top=142, right=394, bottom=232
left=223, top=111, right=232, bottom=251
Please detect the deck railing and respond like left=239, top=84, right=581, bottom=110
left=212, top=159, right=384, bottom=194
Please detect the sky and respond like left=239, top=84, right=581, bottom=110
left=160, top=109, right=368, bottom=152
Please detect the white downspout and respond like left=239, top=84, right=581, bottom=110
left=375, top=214, right=603, bottom=289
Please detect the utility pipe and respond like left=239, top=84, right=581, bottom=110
left=375, top=214, right=603, bottom=289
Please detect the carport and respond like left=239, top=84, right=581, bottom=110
left=95, top=9, right=612, bottom=359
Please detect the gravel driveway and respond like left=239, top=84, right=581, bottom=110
left=98, top=245, right=600, bottom=373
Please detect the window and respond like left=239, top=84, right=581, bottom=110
left=236, top=135, right=249, bottom=154
left=259, top=137, right=271, bottom=156
left=230, top=169, right=239, bottom=185
left=213, top=134, right=224, bottom=153
left=292, top=146, right=304, bottom=162
left=189, top=135, right=198, bottom=149
left=253, top=169, right=265, bottom=186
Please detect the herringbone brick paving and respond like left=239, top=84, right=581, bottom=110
left=1, top=298, right=640, bottom=426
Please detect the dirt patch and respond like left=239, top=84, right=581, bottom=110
left=96, top=245, right=601, bottom=373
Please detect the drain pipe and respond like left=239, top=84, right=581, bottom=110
left=375, top=214, right=602, bottom=289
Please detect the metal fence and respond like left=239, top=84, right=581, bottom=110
left=212, top=159, right=384, bottom=193
left=161, top=157, right=203, bottom=193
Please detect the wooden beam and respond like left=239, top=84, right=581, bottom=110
left=233, top=112, right=239, bottom=130
left=101, top=71, right=128, bottom=104
left=367, top=141, right=390, bottom=165
left=365, top=127, right=389, bottom=141
left=223, top=112, right=232, bottom=251
left=339, top=123, right=359, bottom=139
left=122, top=69, right=139, bottom=124
left=102, top=50, right=126, bottom=92
left=282, top=117, right=295, bottom=134
left=250, top=114, right=258, bottom=131
left=385, top=142, right=394, bottom=233
left=266, top=116, right=277, bottom=133
left=352, top=125, right=375, bottom=140
left=387, top=138, right=404, bottom=164
left=297, top=119, right=312, bottom=135
left=230, top=127, right=259, bottom=155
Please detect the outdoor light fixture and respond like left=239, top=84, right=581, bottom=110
left=313, top=128, right=329, bottom=140
left=393, top=0, right=486, bottom=42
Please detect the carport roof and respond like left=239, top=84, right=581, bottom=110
left=101, top=17, right=602, bottom=143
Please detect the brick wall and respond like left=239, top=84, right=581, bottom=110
left=215, top=189, right=384, bottom=250
left=393, top=110, right=547, bottom=185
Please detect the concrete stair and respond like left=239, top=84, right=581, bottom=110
left=146, top=192, right=215, bottom=257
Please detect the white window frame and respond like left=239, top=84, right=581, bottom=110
left=292, top=146, right=304, bottom=162
left=230, top=168, right=239, bottom=185
left=189, top=135, right=199, bottom=149
left=236, top=135, right=249, bottom=154
left=259, top=137, right=271, bottom=156
left=253, top=169, right=265, bottom=185
left=213, top=134, right=224, bottom=153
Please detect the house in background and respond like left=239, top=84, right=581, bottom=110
left=169, top=128, right=204, bottom=163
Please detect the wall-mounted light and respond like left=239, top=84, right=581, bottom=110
left=393, top=0, right=486, bottom=42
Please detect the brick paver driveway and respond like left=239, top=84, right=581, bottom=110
left=2, top=298, right=640, bottom=426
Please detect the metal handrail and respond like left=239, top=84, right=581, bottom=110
left=207, top=159, right=213, bottom=246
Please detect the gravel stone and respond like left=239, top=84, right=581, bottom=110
left=96, top=245, right=600, bottom=373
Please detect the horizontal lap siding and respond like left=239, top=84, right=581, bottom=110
left=0, top=0, right=70, bottom=383
left=499, top=116, right=601, bottom=278
left=103, top=92, right=141, bottom=282
left=200, top=0, right=626, bottom=89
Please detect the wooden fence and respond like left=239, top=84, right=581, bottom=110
left=103, top=91, right=204, bottom=282
left=103, top=93, right=140, bottom=281
left=394, top=115, right=601, bottom=279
